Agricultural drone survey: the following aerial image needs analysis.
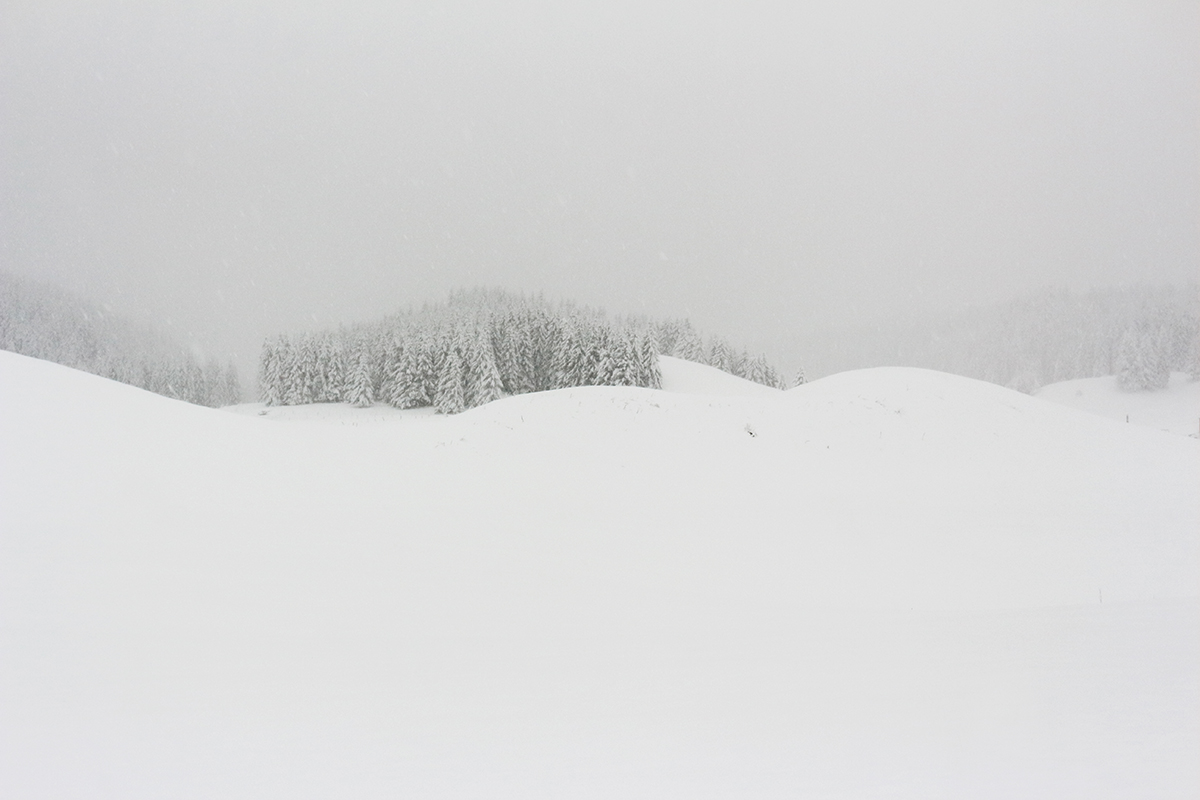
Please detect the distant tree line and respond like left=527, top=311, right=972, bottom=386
left=800, top=284, right=1199, bottom=393
left=259, top=289, right=788, bottom=412
left=0, top=272, right=242, bottom=407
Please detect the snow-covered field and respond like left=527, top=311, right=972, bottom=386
left=2, top=351, right=1197, bottom=799
left=1036, top=371, right=1200, bottom=438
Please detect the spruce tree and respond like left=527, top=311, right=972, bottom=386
left=417, top=336, right=439, bottom=403
left=708, top=337, right=732, bottom=372
left=595, top=335, right=618, bottom=385
left=532, top=312, right=562, bottom=391
left=676, top=326, right=704, bottom=363
left=281, top=337, right=305, bottom=406
left=223, top=361, right=242, bottom=405
left=390, top=348, right=429, bottom=408
left=638, top=334, right=663, bottom=389
left=554, top=323, right=582, bottom=388
left=610, top=332, right=637, bottom=386
left=1116, top=324, right=1168, bottom=391
left=259, top=339, right=282, bottom=406
left=345, top=349, right=374, bottom=407
left=324, top=336, right=346, bottom=403
left=469, top=333, right=503, bottom=407
left=434, top=350, right=466, bottom=414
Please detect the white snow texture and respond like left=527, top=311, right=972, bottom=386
left=1, top=351, right=1197, bottom=799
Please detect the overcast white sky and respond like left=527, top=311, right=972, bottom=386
left=1, top=1, right=1196, bottom=374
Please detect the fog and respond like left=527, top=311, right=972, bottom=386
left=2, top=1, right=1196, bottom=377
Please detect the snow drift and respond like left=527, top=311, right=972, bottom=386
left=1036, top=371, right=1200, bottom=437
left=2, top=351, right=1197, bottom=799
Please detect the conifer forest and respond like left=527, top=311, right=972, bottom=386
left=257, top=289, right=785, bottom=413
left=0, top=272, right=242, bottom=407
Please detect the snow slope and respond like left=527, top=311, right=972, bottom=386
left=2, top=351, right=1197, bottom=799
left=657, top=354, right=782, bottom=396
left=1036, top=371, right=1200, bottom=437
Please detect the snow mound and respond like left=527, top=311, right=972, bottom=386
left=657, top=354, right=781, bottom=395
left=2, top=351, right=1197, bottom=800
left=1036, top=371, right=1200, bottom=437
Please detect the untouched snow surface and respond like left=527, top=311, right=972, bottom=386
left=2, top=351, right=1197, bottom=799
left=657, top=354, right=783, bottom=396
left=1036, top=371, right=1200, bottom=437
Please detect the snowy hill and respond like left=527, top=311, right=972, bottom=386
left=1036, top=371, right=1200, bottom=437
left=1, top=351, right=1197, bottom=800
left=657, top=354, right=782, bottom=395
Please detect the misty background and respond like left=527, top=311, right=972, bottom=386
left=2, top=1, right=1196, bottom=384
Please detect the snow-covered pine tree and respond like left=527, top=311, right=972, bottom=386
left=259, top=339, right=282, bottom=406
left=554, top=322, right=582, bottom=388
left=490, top=313, right=518, bottom=395
left=295, top=335, right=318, bottom=404
left=434, top=349, right=466, bottom=414
left=279, top=336, right=306, bottom=406
left=676, top=325, right=704, bottom=363
left=708, top=337, right=732, bottom=372
left=380, top=336, right=405, bottom=407
left=652, top=319, right=681, bottom=357
left=457, top=330, right=482, bottom=407
left=1147, top=326, right=1171, bottom=389
left=307, top=336, right=325, bottom=401
left=572, top=322, right=597, bottom=386
left=594, top=331, right=618, bottom=386
left=637, top=333, right=663, bottom=389
left=415, top=333, right=439, bottom=403
left=761, top=357, right=782, bottom=388
left=222, top=361, right=242, bottom=405
left=312, top=335, right=334, bottom=402
left=610, top=331, right=638, bottom=386
left=468, top=332, right=503, bottom=408
left=323, top=334, right=346, bottom=403
left=792, top=366, right=807, bottom=388
left=500, top=310, right=538, bottom=395
left=513, top=319, right=538, bottom=394
left=531, top=312, right=561, bottom=391
left=1165, top=312, right=1196, bottom=375
left=368, top=331, right=391, bottom=400
left=345, top=348, right=374, bottom=407
left=743, top=354, right=766, bottom=387
left=199, top=358, right=221, bottom=407
left=282, top=336, right=303, bottom=404
left=1116, top=323, right=1168, bottom=391
left=388, top=348, right=428, bottom=408
left=731, top=348, right=751, bottom=379
left=1116, top=326, right=1144, bottom=391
